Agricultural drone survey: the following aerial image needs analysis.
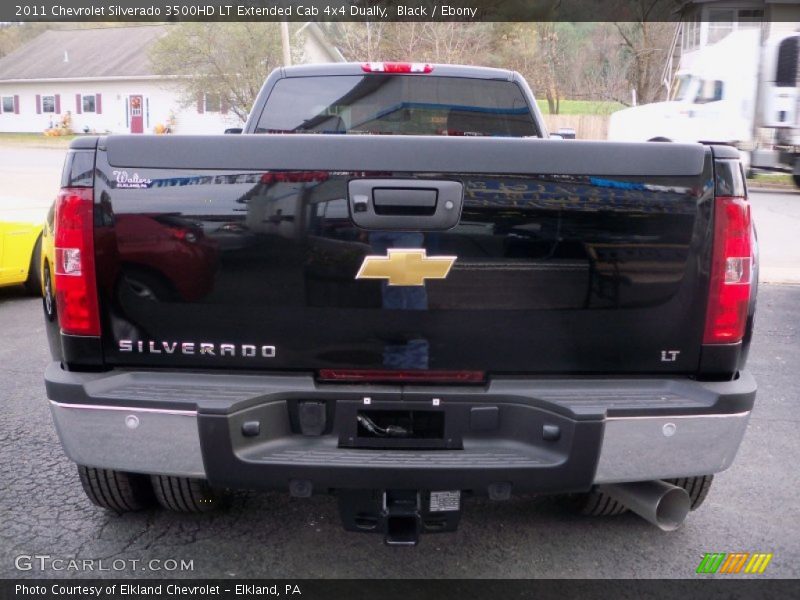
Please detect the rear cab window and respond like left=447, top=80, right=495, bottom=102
left=255, top=75, right=540, bottom=138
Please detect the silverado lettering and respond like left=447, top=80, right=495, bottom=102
left=43, top=62, right=757, bottom=546
left=118, top=340, right=276, bottom=358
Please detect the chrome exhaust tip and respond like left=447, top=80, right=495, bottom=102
left=599, top=480, right=690, bottom=531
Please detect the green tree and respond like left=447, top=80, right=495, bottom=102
left=149, top=23, right=287, bottom=122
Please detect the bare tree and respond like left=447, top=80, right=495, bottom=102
left=332, top=22, right=387, bottom=62
left=332, top=22, right=495, bottom=66
left=331, top=21, right=674, bottom=113
left=571, top=23, right=631, bottom=104
left=404, top=23, right=495, bottom=64
left=614, top=1, right=676, bottom=105
left=149, top=23, right=289, bottom=122
left=492, top=23, right=564, bottom=113
left=535, top=23, right=563, bottom=114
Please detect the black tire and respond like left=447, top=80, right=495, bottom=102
left=24, top=236, right=42, bottom=296
left=77, top=466, right=155, bottom=513
left=793, top=174, right=800, bottom=189
left=573, top=475, right=714, bottom=517
left=151, top=475, right=226, bottom=513
left=572, top=488, right=628, bottom=517
left=42, top=263, right=56, bottom=322
left=664, top=475, right=713, bottom=511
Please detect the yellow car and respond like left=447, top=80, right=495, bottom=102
left=0, top=198, right=44, bottom=295
left=41, top=202, right=56, bottom=320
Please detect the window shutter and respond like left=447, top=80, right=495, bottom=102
left=54, top=94, right=61, bottom=114
left=75, top=94, right=82, bottom=114
left=13, top=95, right=19, bottom=114
left=36, top=94, right=41, bottom=114
left=197, top=92, right=204, bottom=114
left=221, top=96, right=229, bottom=115
left=96, top=93, right=102, bottom=114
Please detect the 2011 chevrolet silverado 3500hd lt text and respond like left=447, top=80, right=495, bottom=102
left=43, top=63, right=757, bottom=544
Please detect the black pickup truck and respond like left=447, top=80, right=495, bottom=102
left=43, top=62, right=757, bottom=544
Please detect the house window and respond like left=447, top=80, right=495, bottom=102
left=707, top=9, right=735, bottom=45
left=737, top=9, right=764, bottom=28
left=706, top=7, right=764, bottom=45
left=681, top=20, right=692, bottom=51
left=82, top=95, right=96, bottom=112
left=204, top=93, right=221, bottom=113
left=682, top=16, right=701, bottom=52
left=42, top=95, right=56, bottom=113
left=2, top=96, right=14, bottom=113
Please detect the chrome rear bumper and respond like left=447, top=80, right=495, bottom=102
left=593, top=411, right=751, bottom=484
left=46, top=363, right=755, bottom=489
left=49, top=401, right=205, bottom=478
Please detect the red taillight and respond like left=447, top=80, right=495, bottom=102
left=704, top=195, right=753, bottom=344
left=361, top=62, right=433, bottom=74
left=54, top=187, right=100, bottom=336
left=318, top=369, right=485, bottom=384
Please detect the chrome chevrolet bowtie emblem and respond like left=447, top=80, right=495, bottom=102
left=356, top=249, right=456, bottom=286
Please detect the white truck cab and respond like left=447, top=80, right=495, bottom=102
left=608, top=29, right=761, bottom=146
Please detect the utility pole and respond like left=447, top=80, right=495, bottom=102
left=280, top=22, right=292, bottom=66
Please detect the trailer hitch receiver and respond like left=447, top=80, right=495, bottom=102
left=337, top=489, right=462, bottom=544
left=382, top=490, right=422, bottom=546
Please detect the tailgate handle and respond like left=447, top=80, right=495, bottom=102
left=349, top=179, right=463, bottom=230
left=373, top=188, right=437, bottom=215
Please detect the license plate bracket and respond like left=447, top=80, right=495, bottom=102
left=337, top=400, right=462, bottom=449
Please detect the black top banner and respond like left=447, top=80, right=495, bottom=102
left=7, top=0, right=689, bottom=23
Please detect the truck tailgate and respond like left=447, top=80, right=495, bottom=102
left=94, top=135, right=712, bottom=375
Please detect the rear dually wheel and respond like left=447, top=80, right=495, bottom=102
left=77, top=466, right=155, bottom=513
left=151, top=475, right=227, bottom=513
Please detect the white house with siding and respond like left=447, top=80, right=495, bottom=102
left=0, top=24, right=344, bottom=135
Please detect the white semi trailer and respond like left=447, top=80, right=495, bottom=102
left=608, top=28, right=800, bottom=186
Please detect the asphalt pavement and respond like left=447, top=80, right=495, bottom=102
left=0, top=284, right=797, bottom=579
left=749, top=188, right=800, bottom=284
